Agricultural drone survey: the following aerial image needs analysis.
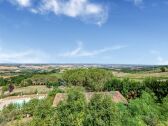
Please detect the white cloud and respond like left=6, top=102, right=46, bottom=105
left=0, top=47, right=49, bottom=63
left=0, top=41, right=126, bottom=63
left=9, top=0, right=31, bottom=7
left=61, top=42, right=126, bottom=57
left=150, top=50, right=168, bottom=65
left=17, top=0, right=31, bottom=7
left=39, top=0, right=108, bottom=26
left=7, top=0, right=108, bottom=26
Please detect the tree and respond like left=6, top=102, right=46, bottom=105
left=128, top=92, right=161, bottom=126
left=144, top=78, right=168, bottom=101
left=84, top=94, right=121, bottom=126
left=160, top=67, right=166, bottom=72
left=63, top=69, right=113, bottom=91
left=104, top=77, right=144, bottom=99
left=57, top=87, right=86, bottom=126
left=0, top=78, right=7, bottom=86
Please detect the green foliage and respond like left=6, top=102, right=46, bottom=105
left=33, top=99, right=52, bottom=119
left=20, top=79, right=32, bottom=87
left=22, top=99, right=40, bottom=116
left=56, top=87, right=86, bottom=126
left=63, top=68, right=113, bottom=91
left=48, top=88, right=64, bottom=97
left=160, top=67, right=166, bottom=72
left=30, top=74, right=60, bottom=85
left=161, top=96, right=168, bottom=119
left=105, top=77, right=168, bottom=101
left=1, top=67, right=168, bottom=126
left=2, top=85, right=8, bottom=92
left=0, top=104, right=22, bottom=124
left=84, top=94, right=121, bottom=126
left=0, top=90, right=168, bottom=126
left=104, top=77, right=144, bottom=99
left=128, top=92, right=161, bottom=126
left=0, top=78, right=7, bottom=86
left=144, top=78, right=168, bottom=101
left=10, top=74, right=33, bottom=86
left=46, top=81, right=60, bottom=88
left=118, top=67, right=155, bottom=73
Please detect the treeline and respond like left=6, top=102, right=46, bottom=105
left=0, top=74, right=33, bottom=87
left=0, top=70, right=61, bottom=91
left=105, top=77, right=168, bottom=101
left=0, top=69, right=60, bottom=87
left=1, top=88, right=168, bottom=126
left=1, top=68, right=168, bottom=101
left=63, top=69, right=168, bottom=101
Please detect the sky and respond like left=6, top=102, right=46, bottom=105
left=0, top=0, right=168, bottom=64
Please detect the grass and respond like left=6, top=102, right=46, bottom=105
left=48, top=73, right=63, bottom=78
left=113, top=71, right=168, bottom=80
left=3, top=86, right=52, bottom=97
left=6, top=117, right=32, bottom=126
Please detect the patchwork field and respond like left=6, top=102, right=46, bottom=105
left=113, top=71, right=168, bottom=80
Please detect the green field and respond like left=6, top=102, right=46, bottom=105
left=0, top=67, right=168, bottom=126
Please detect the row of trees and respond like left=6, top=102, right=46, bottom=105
left=63, top=69, right=168, bottom=101
left=0, top=68, right=61, bottom=87
left=105, top=77, right=168, bottom=101
left=0, top=74, right=33, bottom=87
left=1, top=88, right=168, bottom=126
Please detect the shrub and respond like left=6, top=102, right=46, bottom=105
left=48, top=88, right=64, bottom=97
left=128, top=92, right=161, bottom=126
left=84, top=94, right=121, bottom=126
left=63, top=69, right=113, bottom=91
left=46, top=82, right=60, bottom=88
left=160, top=67, right=166, bottom=72
left=104, top=77, right=144, bottom=99
left=56, top=87, right=86, bottom=126
left=0, top=78, right=7, bottom=86
left=144, top=78, right=168, bottom=101
left=22, top=99, right=40, bottom=116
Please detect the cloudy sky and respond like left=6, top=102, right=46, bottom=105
left=0, top=0, right=168, bottom=64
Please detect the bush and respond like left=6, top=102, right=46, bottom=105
left=63, top=69, right=113, bottom=91
left=105, top=77, right=168, bottom=101
left=20, top=79, right=32, bottom=87
left=144, top=78, right=168, bottom=101
left=104, top=77, right=144, bottom=99
left=128, top=92, right=161, bottom=126
left=2, top=85, right=8, bottom=92
left=84, top=94, right=121, bottom=126
left=46, top=82, right=60, bottom=88
left=0, top=104, right=22, bottom=123
left=160, top=67, right=166, bottom=72
left=0, top=89, right=168, bottom=126
left=22, top=99, right=40, bottom=116
left=10, top=74, right=33, bottom=86
left=56, top=87, right=86, bottom=126
left=48, top=88, right=64, bottom=97
left=0, top=78, right=7, bottom=86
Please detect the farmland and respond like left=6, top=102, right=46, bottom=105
left=0, top=64, right=168, bottom=126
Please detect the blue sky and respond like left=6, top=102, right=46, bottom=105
left=0, top=0, right=168, bottom=64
